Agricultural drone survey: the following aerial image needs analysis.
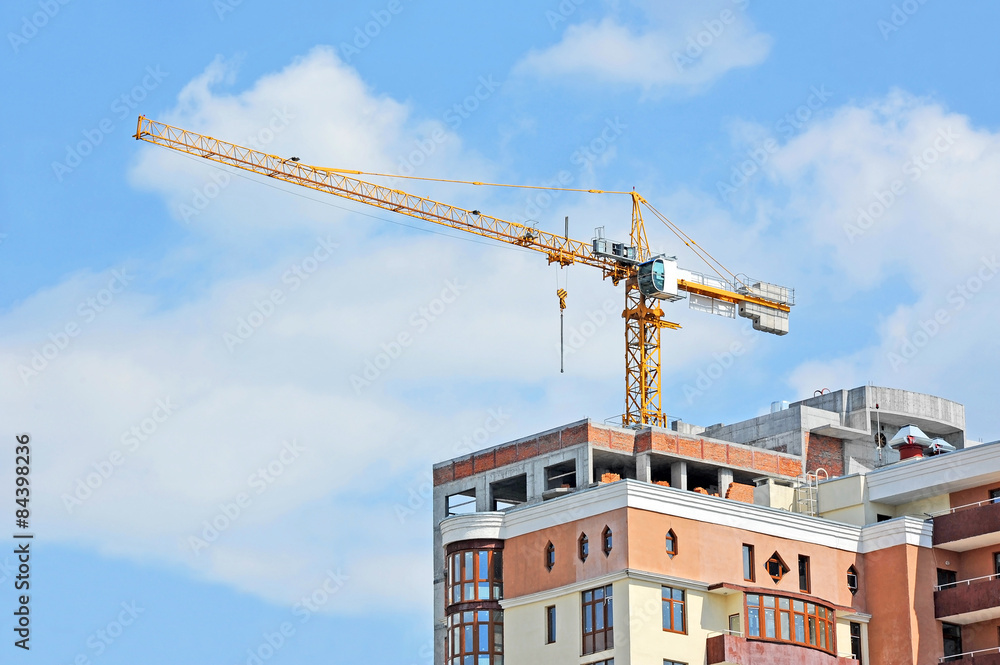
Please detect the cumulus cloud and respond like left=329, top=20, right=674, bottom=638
left=754, top=91, right=1000, bottom=434
left=515, top=0, right=771, bottom=94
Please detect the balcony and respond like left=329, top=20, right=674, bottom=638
left=706, top=634, right=857, bottom=665
left=940, top=647, right=1000, bottom=664
left=935, top=575, right=1000, bottom=624
left=933, top=500, right=1000, bottom=551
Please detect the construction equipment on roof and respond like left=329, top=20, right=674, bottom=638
left=134, top=115, right=794, bottom=428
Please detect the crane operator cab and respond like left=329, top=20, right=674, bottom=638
left=637, top=256, right=684, bottom=301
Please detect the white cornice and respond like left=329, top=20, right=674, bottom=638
left=866, top=441, right=1000, bottom=504
left=500, top=568, right=709, bottom=609
left=438, top=481, right=932, bottom=555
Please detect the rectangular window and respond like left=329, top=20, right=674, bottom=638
left=545, top=605, right=556, bottom=644
left=742, top=544, right=755, bottom=582
left=661, top=586, right=686, bottom=634
left=664, top=661, right=687, bottom=665
left=937, top=568, right=957, bottom=589
left=729, top=614, right=741, bottom=635
left=990, top=488, right=1000, bottom=504
left=850, top=622, right=863, bottom=664
left=798, top=555, right=811, bottom=593
left=582, top=585, right=613, bottom=655
left=994, top=552, right=1000, bottom=577
left=942, top=623, right=962, bottom=658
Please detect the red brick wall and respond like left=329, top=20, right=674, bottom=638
left=805, top=433, right=844, bottom=477
left=434, top=422, right=805, bottom=486
left=725, top=482, right=755, bottom=504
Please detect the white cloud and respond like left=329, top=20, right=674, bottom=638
left=757, top=91, right=1000, bottom=434
left=515, top=0, right=771, bottom=94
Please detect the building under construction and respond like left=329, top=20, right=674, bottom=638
left=433, top=385, right=1000, bottom=665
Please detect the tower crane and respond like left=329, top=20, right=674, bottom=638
left=134, top=115, right=793, bottom=428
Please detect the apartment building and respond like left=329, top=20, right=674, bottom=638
left=432, top=386, right=1000, bottom=665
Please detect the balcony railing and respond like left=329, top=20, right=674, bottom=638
left=939, top=646, right=1000, bottom=663
left=934, top=573, right=1000, bottom=622
left=932, top=499, right=1000, bottom=550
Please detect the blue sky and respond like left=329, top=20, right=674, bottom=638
left=3, top=0, right=1000, bottom=662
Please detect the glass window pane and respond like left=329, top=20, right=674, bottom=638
left=584, top=609, right=592, bottom=633
left=607, top=599, right=613, bottom=627
left=662, top=600, right=670, bottom=629
left=779, top=597, right=790, bottom=609
left=673, top=588, right=684, bottom=601
left=764, top=609, right=775, bottom=638
left=478, top=552, right=488, bottom=580
left=747, top=594, right=759, bottom=605
left=820, top=621, right=827, bottom=649
left=464, top=552, right=473, bottom=580
left=595, top=587, right=604, bottom=600
left=595, top=606, right=604, bottom=630
left=465, top=583, right=474, bottom=600
left=673, top=603, right=685, bottom=632
left=584, top=591, right=592, bottom=603
left=793, top=600, right=804, bottom=612
left=748, top=607, right=760, bottom=637
left=795, top=614, right=805, bottom=642
left=479, top=624, right=488, bottom=653
left=763, top=595, right=775, bottom=608
left=464, top=625, right=473, bottom=651
left=606, top=585, right=613, bottom=598
left=478, top=582, right=489, bottom=599
left=809, top=616, right=817, bottom=645
left=780, top=612, right=790, bottom=640
left=464, top=611, right=474, bottom=622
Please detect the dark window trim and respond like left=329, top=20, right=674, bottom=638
left=765, top=551, right=789, bottom=583
left=579, top=533, right=589, bottom=562
left=545, top=542, right=555, bottom=571
left=743, top=544, right=755, bottom=582
left=602, top=526, right=613, bottom=556
left=798, top=555, right=811, bottom=594
left=847, top=565, right=859, bottom=595
left=545, top=605, right=556, bottom=644
left=581, top=584, right=614, bottom=655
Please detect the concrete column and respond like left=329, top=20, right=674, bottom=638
left=671, top=461, right=688, bottom=491
left=636, top=452, right=652, bottom=483
left=531, top=459, right=548, bottom=498
left=578, top=446, right=594, bottom=486
left=718, top=468, right=734, bottom=499
left=475, top=476, right=490, bottom=512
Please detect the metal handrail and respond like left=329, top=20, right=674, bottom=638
left=929, top=498, right=1000, bottom=517
left=939, top=645, right=1000, bottom=662
left=706, top=628, right=745, bottom=638
left=934, top=571, right=1000, bottom=591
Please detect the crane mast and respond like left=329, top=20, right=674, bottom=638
left=134, top=115, right=792, bottom=428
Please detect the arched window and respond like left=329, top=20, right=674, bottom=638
left=579, top=533, right=589, bottom=562
left=602, top=526, right=613, bottom=556
left=847, top=565, right=859, bottom=595
left=665, top=529, right=678, bottom=557
left=545, top=542, right=555, bottom=571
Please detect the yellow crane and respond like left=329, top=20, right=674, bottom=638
left=134, top=115, right=793, bottom=428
